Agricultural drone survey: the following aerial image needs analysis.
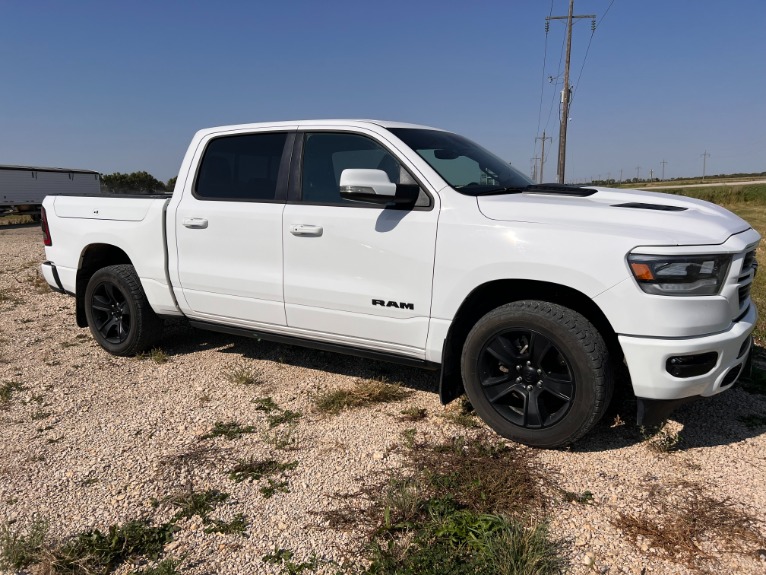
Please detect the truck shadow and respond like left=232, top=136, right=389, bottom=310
left=570, top=385, right=766, bottom=452
left=159, top=320, right=440, bottom=395
left=159, top=321, right=766, bottom=451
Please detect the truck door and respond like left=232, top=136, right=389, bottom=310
left=282, top=131, right=439, bottom=358
left=174, top=130, right=293, bottom=326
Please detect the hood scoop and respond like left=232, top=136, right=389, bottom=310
left=523, top=183, right=596, bottom=197
left=612, top=202, right=687, bottom=212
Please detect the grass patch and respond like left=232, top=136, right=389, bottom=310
left=642, top=425, right=682, bottom=453
left=170, top=489, right=229, bottom=521
left=318, top=436, right=558, bottom=574
left=314, top=378, right=413, bottom=414
left=203, top=514, right=248, bottom=536
left=267, top=409, right=301, bottom=428
left=228, top=458, right=298, bottom=483
left=441, top=397, right=482, bottom=429
left=226, top=363, right=264, bottom=386
left=561, top=489, right=594, bottom=504
left=52, top=520, right=176, bottom=574
left=137, top=348, right=169, bottom=364
left=400, top=406, right=428, bottom=421
left=0, top=516, right=48, bottom=570
left=613, top=481, right=764, bottom=568
left=201, top=421, right=256, bottom=440
left=262, top=547, right=319, bottom=574
left=0, top=381, right=24, bottom=407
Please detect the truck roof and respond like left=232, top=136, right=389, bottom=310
left=0, top=164, right=100, bottom=175
left=196, top=119, right=444, bottom=137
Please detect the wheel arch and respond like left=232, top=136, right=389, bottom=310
left=439, top=279, right=623, bottom=404
left=75, top=244, right=133, bottom=327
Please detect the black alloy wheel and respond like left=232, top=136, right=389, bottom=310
left=478, top=328, right=574, bottom=429
left=84, top=264, right=162, bottom=356
left=461, top=300, right=612, bottom=448
left=90, top=281, right=132, bottom=344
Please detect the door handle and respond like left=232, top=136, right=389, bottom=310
left=289, top=224, right=323, bottom=237
left=182, top=217, right=208, bottom=229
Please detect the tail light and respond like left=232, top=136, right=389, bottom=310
left=41, top=207, right=52, bottom=246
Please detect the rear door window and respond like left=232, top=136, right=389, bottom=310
left=195, top=132, right=289, bottom=201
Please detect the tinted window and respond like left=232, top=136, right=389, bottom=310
left=196, top=132, right=287, bottom=200
left=389, top=128, right=532, bottom=195
left=301, top=133, right=429, bottom=207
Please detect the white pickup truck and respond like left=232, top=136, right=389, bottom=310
left=40, top=120, right=759, bottom=447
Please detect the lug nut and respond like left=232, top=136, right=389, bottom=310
left=526, top=385, right=533, bottom=391
left=516, top=365, right=522, bottom=371
left=526, top=361, right=531, bottom=366
left=537, top=369, right=542, bottom=374
left=516, top=377, right=523, bottom=383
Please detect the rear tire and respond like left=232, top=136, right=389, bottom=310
left=84, top=264, right=162, bottom=356
left=461, top=300, right=612, bottom=448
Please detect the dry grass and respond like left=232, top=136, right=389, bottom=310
left=612, top=481, right=765, bottom=568
left=314, top=377, right=413, bottom=414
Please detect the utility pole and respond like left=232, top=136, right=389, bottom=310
left=636, top=166, right=641, bottom=180
left=535, top=131, right=552, bottom=183
left=530, top=157, right=540, bottom=181
left=547, top=1, right=596, bottom=184
left=701, top=150, right=710, bottom=180
left=619, top=168, right=623, bottom=183
left=660, top=159, right=667, bottom=180
left=650, top=168, right=654, bottom=180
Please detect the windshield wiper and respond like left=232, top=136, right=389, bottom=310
left=469, top=183, right=597, bottom=197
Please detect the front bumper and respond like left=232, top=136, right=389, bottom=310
left=620, top=303, right=756, bottom=401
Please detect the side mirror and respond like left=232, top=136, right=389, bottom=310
left=339, top=169, right=419, bottom=206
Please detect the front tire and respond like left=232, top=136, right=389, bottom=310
left=461, top=300, right=612, bottom=448
left=84, top=264, right=162, bottom=356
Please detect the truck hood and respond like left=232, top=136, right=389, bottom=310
left=476, top=186, right=751, bottom=246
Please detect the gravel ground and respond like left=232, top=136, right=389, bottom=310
left=1, top=224, right=766, bottom=574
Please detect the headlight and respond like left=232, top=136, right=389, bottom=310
left=627, top=254, right=731, bottom=296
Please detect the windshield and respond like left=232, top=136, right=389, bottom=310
left=388, top=128, right=533, bottom=194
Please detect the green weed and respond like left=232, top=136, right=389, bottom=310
left=54, top=520, right=177, bottom=574
left=0, top=381, right=24, bottom=407
left=170, top=489, right=229, bottom=522
left=226, top=364, right=264, bottom=386
left=0, top=516, right=48, bottom=570
left=203, top=513, right=248, bottom=536
left=400, top=406, right=428, bottom=421
left=228, top=458, right=298, bottom=484
left=262, top=547, right=319, bottom=575
left=137, top=348, right=169, bottom=364
left=201, top=421, right=256, bottom=440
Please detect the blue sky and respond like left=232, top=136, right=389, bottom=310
left=1, top=0, right=764, bottom=183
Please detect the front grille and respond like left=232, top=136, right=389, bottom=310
left=734, top=248, right=758, bottom=319
left=742, top=250, right=757, bottom=274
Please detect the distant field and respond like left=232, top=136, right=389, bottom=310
left=0, top=213, right=34, bottom=225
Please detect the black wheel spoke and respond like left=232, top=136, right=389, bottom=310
left=100, top=316, right=120, bottom=338
left=541, top=374, right=573, bottom=401
left=524, top=392, right=545, bottom=427
left=486, top=381, right=523, bottom=404
left=485, top=337, right=519, bottom=366
left=92, top=294, right=112, bottom=313
left=482, top=373, right=513, bottom=388
left=530, top=332, right=553, bottom=367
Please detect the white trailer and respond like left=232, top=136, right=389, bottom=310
left=0, top=165, right=101, bottom=220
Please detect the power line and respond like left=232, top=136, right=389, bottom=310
left=535, top=0, right=555, bottom=145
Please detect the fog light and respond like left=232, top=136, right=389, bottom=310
left=666, top=352, right=718, bottom=378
